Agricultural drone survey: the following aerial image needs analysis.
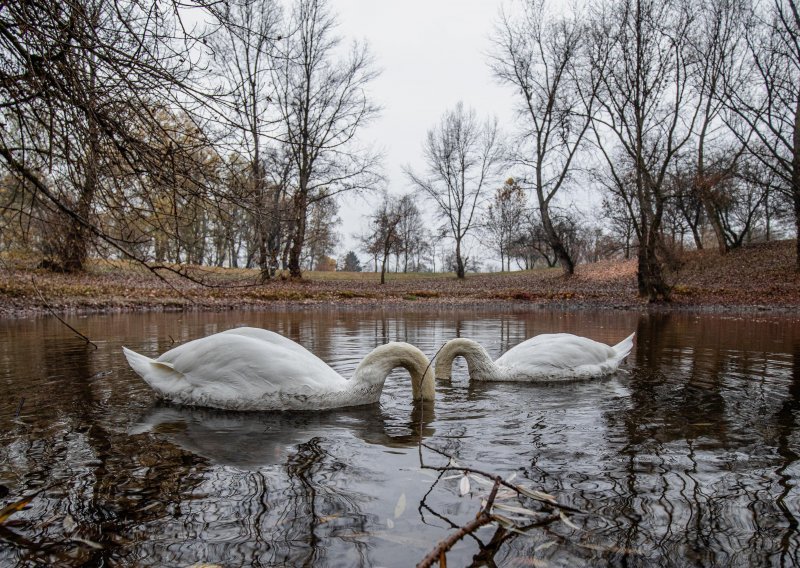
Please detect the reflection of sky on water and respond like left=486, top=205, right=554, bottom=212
left=1, top=308, right=799, bottom=566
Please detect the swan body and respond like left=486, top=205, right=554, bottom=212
left=123, top=327, right=435, bottom=411
left=435, top=332, right=635, bottom=382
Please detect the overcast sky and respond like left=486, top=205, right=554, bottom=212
left=329, top=0, right=519, bottom=259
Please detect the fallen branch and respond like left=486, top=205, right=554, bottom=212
left=420, top=442, right=586, bottom=515
left=30, top=277, right=98, bottom=349
left=417, top=477, right=502, bottom=568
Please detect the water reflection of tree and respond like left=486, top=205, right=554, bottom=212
left=126, top=402, right=438, bottom=566
left=594, top=313, right=800, bottom=566
left=0, top=334, right=210, bottom=566
left=6, top=309, right=800, bottom=565
left=274, top=438, right=362, bottom=566
left=773, top=341, right=800, bottom=565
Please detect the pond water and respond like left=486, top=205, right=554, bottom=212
left=1, top=307, right=799, bottom=567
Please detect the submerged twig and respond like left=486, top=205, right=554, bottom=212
left=14, top=397, right=24, bottom=419
left=30, top=277, right=98, bottom=349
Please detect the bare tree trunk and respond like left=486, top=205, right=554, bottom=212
left=695, top=143, right=730, bottom=254
left=61, top=40, right=101, bottom=272
left=794, top=91, right=800, bottom=271
left=455, top=238, right=466, bottom=278
left=268, top=186, right=283, bottom=276
left=638, top=229, right=670, bottom=301
left=254, top=169, right=273, bottom=284
left=62, top=130, right=97, bottom=272
left=62, top=169, right=95, bottom=271
left=540, top=203, right=575, bottom=275
left=685, top=209, right=704, bottom=250
left=380, top=252, right=389, bottom=284
left=288, top=189, right=308, bottom=278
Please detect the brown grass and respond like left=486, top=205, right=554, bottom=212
left=2, top=240, right=799, bottom=317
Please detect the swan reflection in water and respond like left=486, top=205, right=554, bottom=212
left=131, top=402, right=436, bottom=468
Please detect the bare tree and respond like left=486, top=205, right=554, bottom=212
left=724, top=0, right=800, bottom=268
left=209, top=0, right=284, bottom=281
left=491, top=0, right=604, bottom=276
left=719, top=155, right=776, bottom=246
left=510, top=207, right=559, bottom=268
left=406, top=102, right=504, bottom=279
left=0, top=0, right=216, bottom=275
left=600, top=185, right=638, bottom=260
left=483, top=178, right=526, bottom=271
left=685, top=0, right=751, bottom=254
left=366, top=195, right=402, bottom=284
left=394, top=194, right=425, bottom=272
left=272, top=0, right=382, bottom=278
left=590, top=0, right=700, bottom=301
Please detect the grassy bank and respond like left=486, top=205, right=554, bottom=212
left=1, top=240, right=799, bottom=318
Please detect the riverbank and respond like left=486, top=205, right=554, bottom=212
left=1, top=240, right=799, bottom=318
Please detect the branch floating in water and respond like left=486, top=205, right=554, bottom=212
left=416, top=476, right=502, bottom=568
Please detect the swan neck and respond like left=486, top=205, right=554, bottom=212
left=352, top=342, right=435, bottom=401
left=436, top=338, right=498, bottom=381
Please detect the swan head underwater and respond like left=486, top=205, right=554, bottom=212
left=434, top=332, right=635, bottom=382
left=123, top=327, right=435, bottom=411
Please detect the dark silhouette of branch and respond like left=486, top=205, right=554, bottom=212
left=30, top=277, right=98, bottom=349
left=416, top=477, right=502, bottom=568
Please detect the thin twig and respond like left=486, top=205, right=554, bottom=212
left=14, top=397, right=24, bottom=419
left=418, top=340, right=450, bottom=461
left=30, top=277, right=98, bottom=349
left=420, top=442, right=586, bottom=515
left=416, top=477, right=502, bottom=568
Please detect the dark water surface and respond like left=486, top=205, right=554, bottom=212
left=1, top=307, right=799, bottom=567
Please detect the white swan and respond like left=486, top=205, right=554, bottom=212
left=435, top=332, right=635, bottom=382
left=123, top=327, right=435, bottom=411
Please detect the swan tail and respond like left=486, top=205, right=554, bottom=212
left=123, top=347, right=184, bottom=395
left=611, top=332, right=635, bottom=363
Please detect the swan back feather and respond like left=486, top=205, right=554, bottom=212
left=123, top=329, right=435, bottom=411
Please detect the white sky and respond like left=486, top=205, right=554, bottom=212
left=330, top=0, right=519, bottom=260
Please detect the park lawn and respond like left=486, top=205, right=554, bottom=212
left=1, top=240, right=799, bottom=317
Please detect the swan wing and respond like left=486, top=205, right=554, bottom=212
left=219, top=327, right=329, bottom=363
left=496, top=333, right=625, bottom=379
left=611, top=332, right=636, bottom=361
left=156, top=332, right=345, bottom=394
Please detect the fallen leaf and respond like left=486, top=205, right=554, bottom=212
left=394, top=493, right=406, bottom=518
left=459, top=474, right=471, bottom=496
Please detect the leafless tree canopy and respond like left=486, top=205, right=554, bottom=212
left=406, top=102, right=504, bottom=279
left=0, top=0, right=217, bottom=273
left=272, top=0, right=382, bottom=278
left=491, top=0, right=603, bottom=276
left=0, top=0, right=380, bottom=281
left=1, top=0, right=798, bottom=297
